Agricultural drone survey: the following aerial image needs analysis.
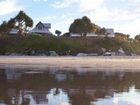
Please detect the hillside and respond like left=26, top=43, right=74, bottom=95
left=0, top=33, right=140, bottom=56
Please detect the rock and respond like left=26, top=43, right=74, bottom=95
left=118, top=48, right=125, bottom=54
left=104, top=52, right=111, bottom=56
left=117, top=48, right=126, bottom=56
left=101, top=48, right=106, bottom=52
left=77, top=53, right=87, bottom=57
left=49, top=51, right=58, bottom=56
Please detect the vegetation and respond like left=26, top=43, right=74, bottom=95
left=0, top=11, right=33, bottom=36
left=0, top=12, right=140, bottom=56
left=55, top=30, right=62, bottom=37
left=0, top=33, right=139, bottom=55
left=69, top=16, right=100, bottom=36
left=135, top=34, right=140, bottom=41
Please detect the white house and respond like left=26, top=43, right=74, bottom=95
left=70, top=33, right=81, bottom=37
left=30, top=21, right=52, bottom=35
left=9, top=28, right=18, bottom=35
left=86, top=32, right=98, bottom=37
left=70, top=28, right=115, bottom=38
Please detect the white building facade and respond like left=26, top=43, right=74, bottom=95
left=30, top=21, right=52, bottom=35
left=70, top=28, right=115, bottom=38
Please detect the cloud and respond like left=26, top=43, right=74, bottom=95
left=113, top=19, right=140, bottom=37
left=82, top=0, right=140, bottom=36
left=51, top=0, right=104, bottom=10
left=88, top=8, right=140, bottom=22
left=33, top=0, right=48, bottom=2
left=36, top=14, right=74, bottom=34
left=79, top=0, right=104, bottom=12
left=50, top=0, right=140, bottom=36
left=37, top=16, right=57, bottom=22
left=0, top=0, right=22, bottom=16
left=51, top=0, right=77, bottom=8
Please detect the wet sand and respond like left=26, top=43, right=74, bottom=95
left=0, top=56, right=140, bottom=71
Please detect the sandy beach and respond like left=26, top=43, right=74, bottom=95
left=0, top=56, right=140, bottom=71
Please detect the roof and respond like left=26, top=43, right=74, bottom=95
left=30, top=21, right=52, bottom=34
left=36, top=22, right=51, bottom=28
left=43, top=23, right=51, bottom=28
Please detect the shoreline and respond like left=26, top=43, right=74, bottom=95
left=0, top=56, right=140, bottom=71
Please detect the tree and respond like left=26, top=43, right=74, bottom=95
left=13, top=11, right=33, bottom=36
left=99, top=27, right=107, bottom=35
left=61, top=32, right=70, bottom=37
left=69, top=16, right=100, bottom=36
left=115, top=32, right=130, bottom=41
left=0, top=21, right=9, bottom=34
left=7, top=18, right=15, bottom=29
left=0, top=18, right=15, bottom=35
left=135, top=34, right=140, bottom=41
left=69, top=18, right=86, bottom=36
left=55, top=30, right=62, bottom=37
left=0, top=11, right=33, bottom=36
left=82, top=16, right=93, bottom=33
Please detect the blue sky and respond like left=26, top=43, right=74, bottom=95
left=0, top=0, right=140, bottom=37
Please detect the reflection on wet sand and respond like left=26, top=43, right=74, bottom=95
left=1, top=56, right=140, bottom=71
left=0, top=67, right=140, bottom=105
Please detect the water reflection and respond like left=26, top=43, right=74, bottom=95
left=93, top=86, right=140, bottom=105
left=0, top=67, right=140, bottom=105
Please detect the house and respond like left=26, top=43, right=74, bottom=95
left=9, top=28, right=18, bottom=35
left=9, top=28, right=27, bottom=36
left=105, top=28, right=115, bottom=37
left=86, top=32, right=98, bottom=37
left=70, top=33, right=81, bottom=37
left=30, top=21, right=52, bottom=35
left=70, top=28, right=115, bottom=38
left=70, top=32, right=98, bottom=37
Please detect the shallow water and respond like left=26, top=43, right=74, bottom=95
left=0, top=67, right=140, bottom=105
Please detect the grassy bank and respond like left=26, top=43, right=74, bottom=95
left=0, top=34, right=140, bottom=55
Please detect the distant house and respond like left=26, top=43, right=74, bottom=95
left=70, top=33, right=81, bottom=37
left=70, top=28, right=115, bottom=38
left=9, top=28, right=18, bottom=35
left=9, top=28, right=26, bottom=36
left=30, top=21, right=52, bottom=35
left=105, top=28, right=115, bottom=37
left=86, top=32, right=98, bottom=37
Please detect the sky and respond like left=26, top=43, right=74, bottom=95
left=0, top=0, right=140, bottom=37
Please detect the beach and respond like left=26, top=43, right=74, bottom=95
left=0, top=56, right=140, bottom=71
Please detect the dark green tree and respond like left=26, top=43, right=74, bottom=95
left=14, top=11, right=33, bottom=36
left=7, top=18, right=15, bottom=29
left=0, top=11, right=33, bottom=36
left=135, top=34, right=140, bottom=41
left=69, top=18, right=86, bottom=36
left=69, top=16, right=100, bottom=36
left=62, top=32, right=70, bottom=37
left=82, top=16, right=93, bottom=33
left=55, top=30, right=62, bottom=37
left=0, top=21, right=9, bottom=34
left=97, top=27, right=107, bottom=35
